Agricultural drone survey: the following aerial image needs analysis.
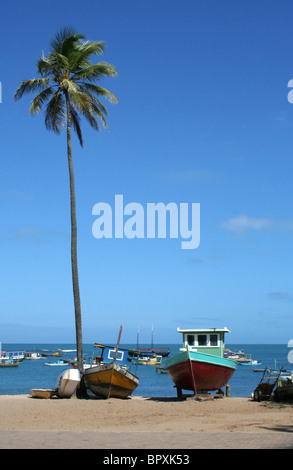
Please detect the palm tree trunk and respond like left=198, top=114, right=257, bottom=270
left=65, top=91, right=84, bottom=375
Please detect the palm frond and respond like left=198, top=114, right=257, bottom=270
left=79, top=86, right=109, bottom=119
left=38, top=56, right=54, bottom=78
left=80, top=83, right=118, bottom=104
left=89, top=101, right=108, bottom=129
left=73, top=62, right=117, bottom=83
left=70, top=91, right=100, bottom=131
left=38, top=53, right=69, bottom=81
left=69, top=41, right=105, bottom=70
left=45, top=90, right=66, bottom=134
left=14, top=78, right=51, bottom=101
left=29, top=86, right=55, bottom=114
left=50, top=27, right=84, bottom=55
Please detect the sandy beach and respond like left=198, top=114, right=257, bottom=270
left=1, top=394, right=293, bottom=449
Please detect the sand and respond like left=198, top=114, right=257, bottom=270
left=1, top=394, right=293, bottom=449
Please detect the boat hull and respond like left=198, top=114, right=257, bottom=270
left=84, top=362, right=139, bottom=399
left=165, top=350, right=237, bottom=392
left=56, top=368, right=80, bottom=398
left=44, top=360, right=69, bottom=366
left=0, top=360, right=19, bottom=367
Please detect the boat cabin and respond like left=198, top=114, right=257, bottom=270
left=92, top=343, right=139, bottom=367
left=177, top=327, right=230, bottom=357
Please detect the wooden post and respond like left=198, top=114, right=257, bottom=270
left=187, top=346, right=197, bottom=397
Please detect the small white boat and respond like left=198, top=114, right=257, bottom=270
left=44, top=359, right=69, bottom=367
left=30, top=389, right=55, bottom=399
left=239, top=360, right=262, bottom=366
left=55, top=368, right=80, bottom=398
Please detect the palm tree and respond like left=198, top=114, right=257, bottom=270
left=14, top=28, right=118, bottom=379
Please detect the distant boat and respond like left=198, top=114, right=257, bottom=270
left=41, top=350, right=62, bottom=357
left=165, top=327, right=237, bottom=396
left=224, top=349, right=261, bottom=365
left=239, top=360, right=262, bottom=366
left=44, top=359, right=69, bottom=367
left=55, top=368, right=80, bottom=398
left=84, top=326, right=140, bottom=399
left=0, top=341, right=20, bottom=367
left=129, top=326, right=170, bottom=359
left=0, top=357, right=19, bottom=367
left=135, top=355, right=162, bottom=366
left=0, top=342, right=24, bottom=363
left=24, top=352, right=42, bottom=360
left=135, top=348, right=170, bottom=358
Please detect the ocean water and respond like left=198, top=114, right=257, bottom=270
left=0, top=343, right=291, bottom=398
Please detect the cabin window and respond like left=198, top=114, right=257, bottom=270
left=210, top=334, right=218, bottom=346
left=186, top=334, right=195, bottom=346
left=108, top=350, right=124, bottom=361
left=198, top=335, right=207, bottom=346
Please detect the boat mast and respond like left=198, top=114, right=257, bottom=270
left=136, top=327, right=139, bottom=350
left=107, top=325, right=123, bottom=399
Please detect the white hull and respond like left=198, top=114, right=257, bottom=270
left=44, top=361, right=69, bottom=366
left=55, top=368, right=80, bottom=398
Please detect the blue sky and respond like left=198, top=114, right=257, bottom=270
left=1, top=0, right=293, bottom=344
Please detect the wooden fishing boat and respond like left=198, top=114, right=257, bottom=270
left=84, top=362, right=139, bottom=398
left=55, top=368, right=80, bottom=398
left=165, top=327, right=237, bottom=396
left=84, top=326, right=140, bottom=399
left=30, top=389, right=55, bottom=399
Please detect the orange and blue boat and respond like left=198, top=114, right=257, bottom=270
left=165, top=327, right=237, bottom=396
